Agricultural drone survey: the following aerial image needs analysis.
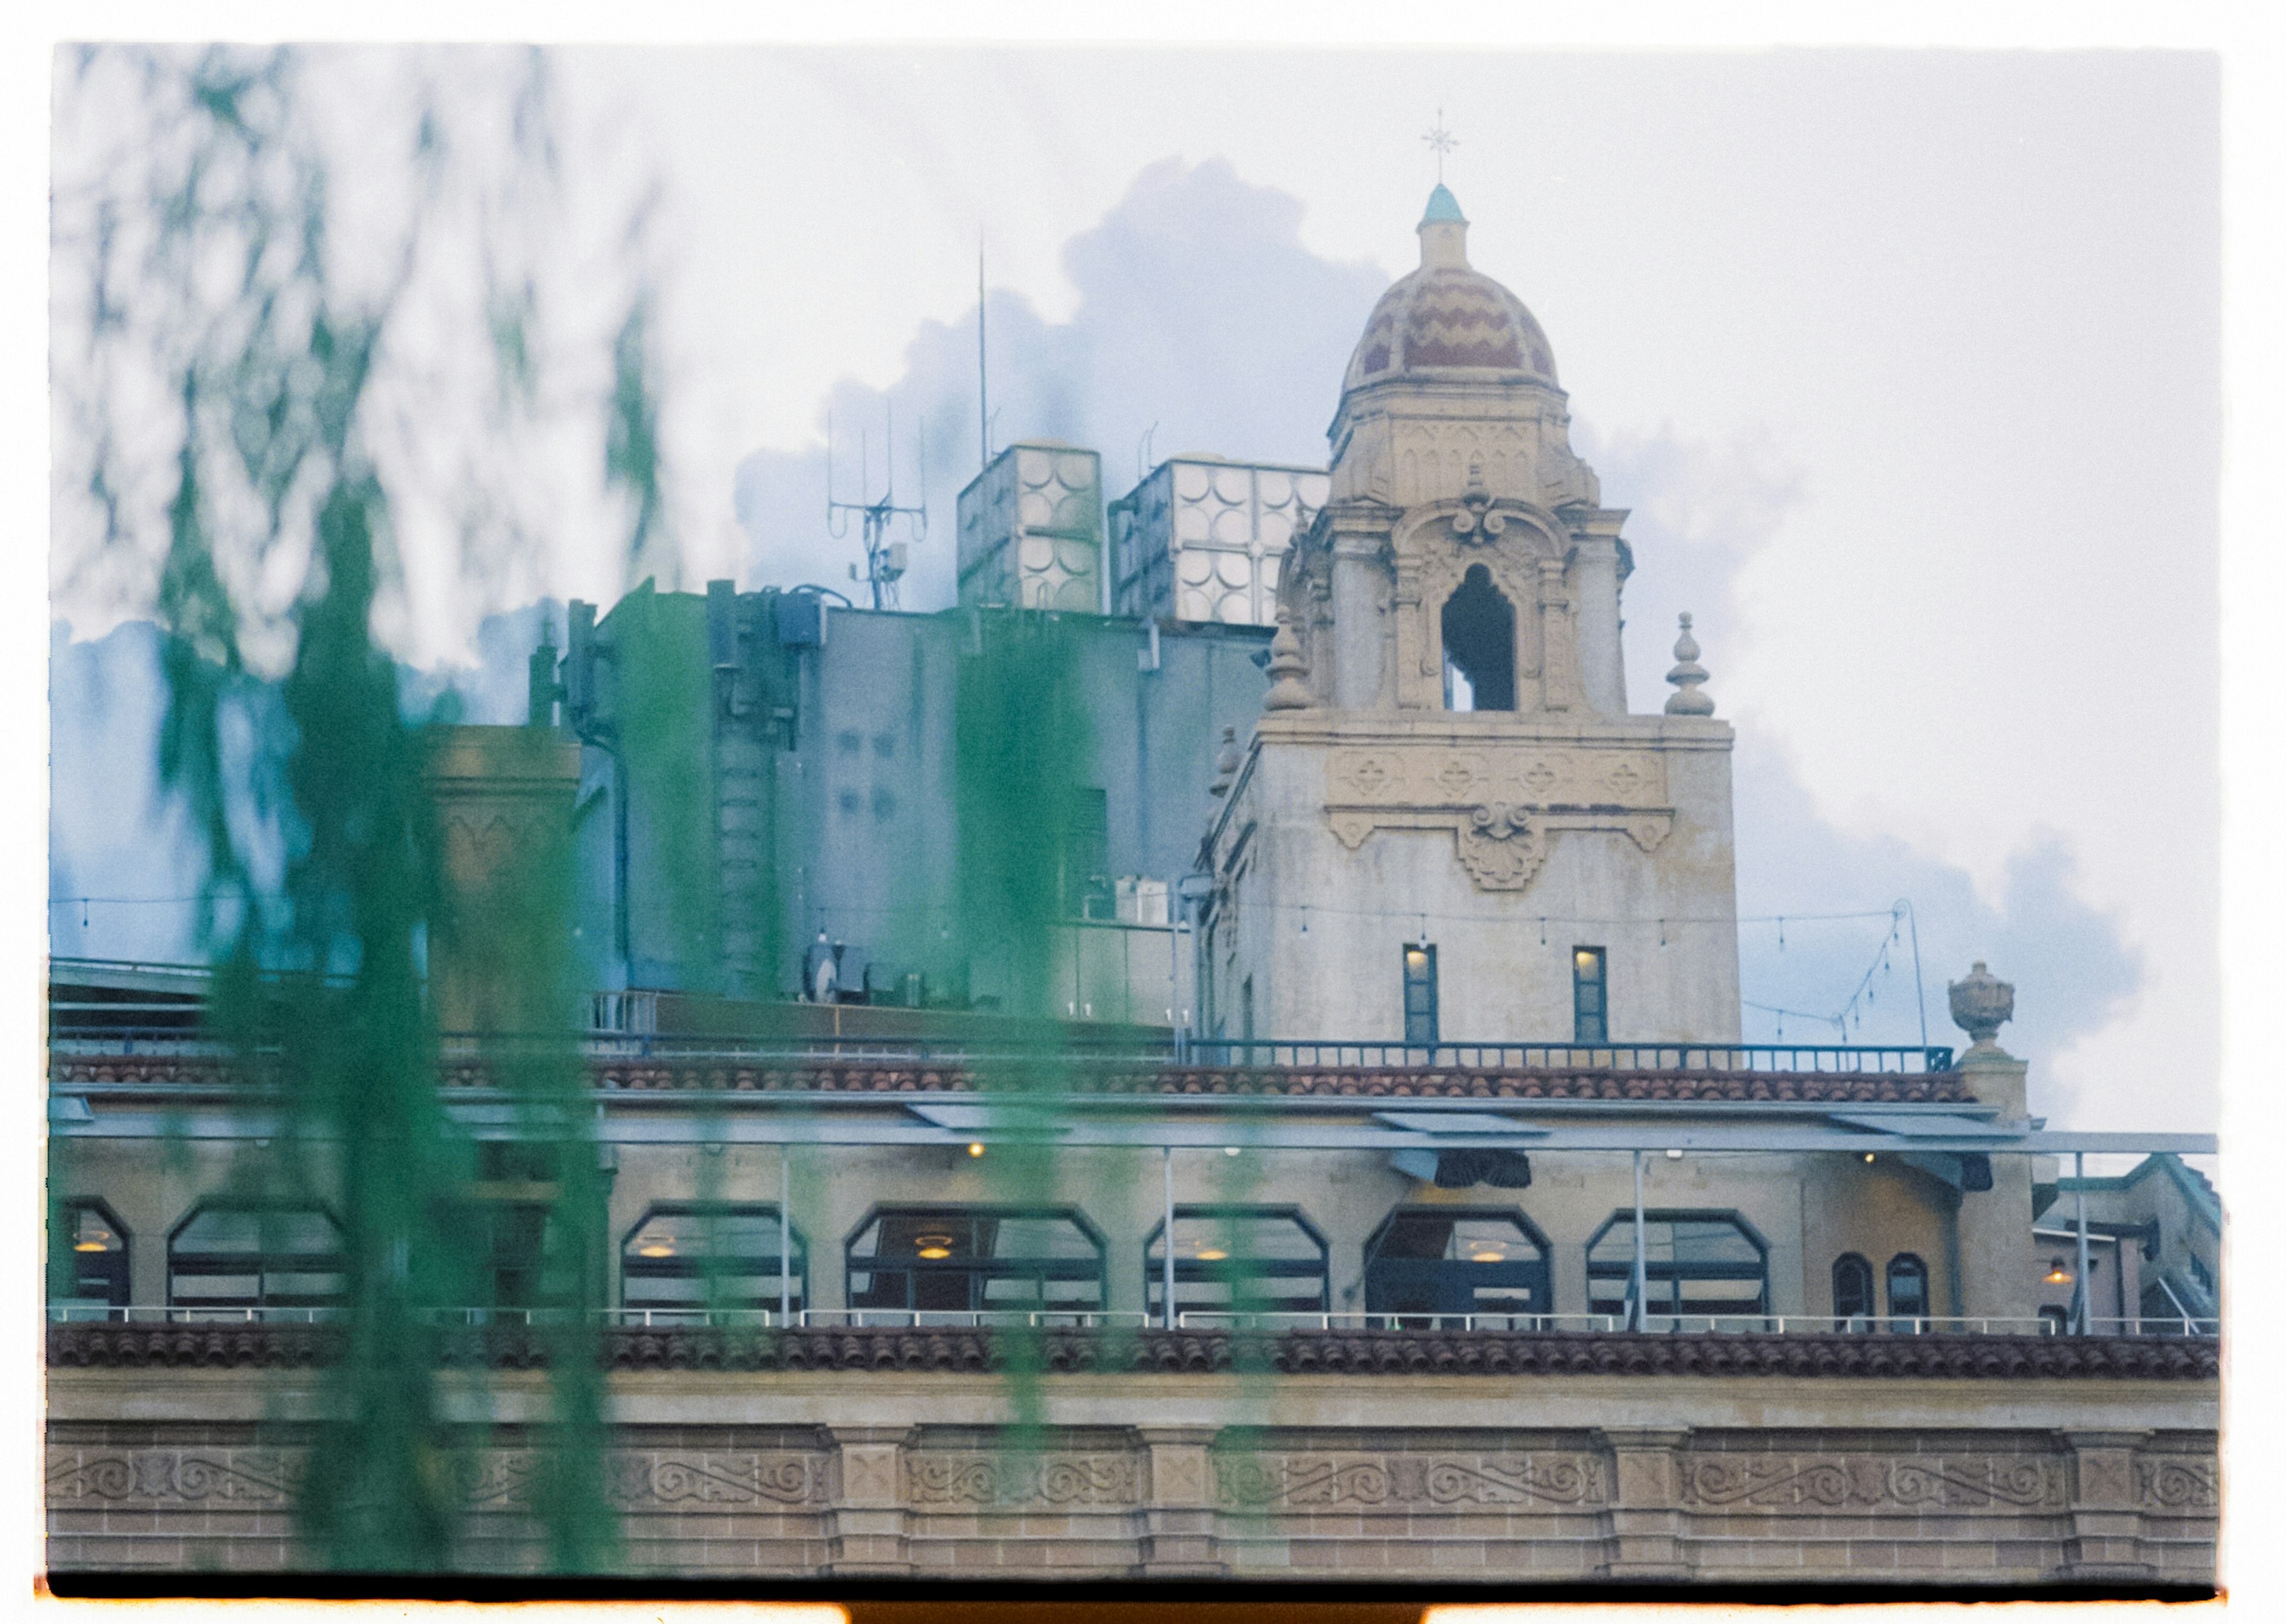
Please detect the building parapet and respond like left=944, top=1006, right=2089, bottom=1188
left=46, top=1320, right=2220, bottom=1379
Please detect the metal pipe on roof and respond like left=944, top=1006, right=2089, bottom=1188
left=1163, top=1146, right=1176, bottom=1331
left=2076, top=1151, right=2093, bottom=1338
left=1631, top=1150, right=1648, bottom=1333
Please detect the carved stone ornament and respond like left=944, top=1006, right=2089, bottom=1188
left=1948, top=960, right=2015, bottom=1045
left=1663, top=613, right=1714, bottom=717
left=1324, top=744, right=1674, bottom=893
left=1263, top=613, right=1313, bottom=711
left=906, top=1452, right=1141, bottom=1507
left=1678, top=1453, right=2065, bottom=1511
left=1450, top=464, right=1508, bottom=545
left=1214, top=1451, right=1604, bottom=1509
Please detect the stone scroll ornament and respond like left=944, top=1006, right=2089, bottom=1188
left=1324, top=745, right=1674, bottom=892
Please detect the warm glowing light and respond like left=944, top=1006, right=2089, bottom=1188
left=1224, top=1147, right=1241, bottom=1157
left=1470, top=1249, right=1506, bottom=1263
left=73, top=1240, right=108, bottom=1253
left=1863, top=1153, right=1876, bottom=1163
left=1664, top=1149, right=1684, bottom=1160
left=637, top=1243, right=674, bottom=1258
left=967, top=1142, right=985, bottom=1158
left=914, top=1233, right=954, bottom=1260
left=917, top=1247, right=952, bottom=1260
left=2044, top=1257, right=2072, bottom=1285
left=1195, top=1248, right=1229, bottom=1262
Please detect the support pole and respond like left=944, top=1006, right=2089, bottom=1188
left=1631, top=1150, right=1648, bottom=1332
left=2075, top=1150, right=2093, bottom=1336
left=1162, top=1146, right=1178, bottom=1331
left=780, top=1147, right=793, bottom=1326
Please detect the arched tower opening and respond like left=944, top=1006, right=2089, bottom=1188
left=1441, top=564, right=1516, bottom=711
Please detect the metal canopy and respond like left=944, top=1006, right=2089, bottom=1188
left=1372, top=1111, right=1551, bottom=1136
left=1829, top=1112, right=2022, bottom=1139
left=46, top=1103, right=2216, bottom=1157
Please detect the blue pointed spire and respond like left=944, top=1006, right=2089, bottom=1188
left=1420, top=184, right=1466, bottom=226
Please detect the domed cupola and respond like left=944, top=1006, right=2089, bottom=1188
left=1325, top=186, right=1596, bottom=513
left=1342, top=185, right=1559, bottom=392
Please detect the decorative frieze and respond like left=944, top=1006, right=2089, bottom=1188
left=1323, top=742, right=1673, bottom=892
left=47, top=1449, right=298, bottom=1506
left=1678, top=1454, right=2066, bottom=1511
left=2136, top=1459, right=2217, bottom=1511
left=905, top=1453, right=1141, bottom=1507
left=1214, top=1451, right=1604, bottom=1509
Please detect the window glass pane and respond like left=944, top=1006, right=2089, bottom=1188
left=1587, top=1211, right=1767, bottom=1315
left=1363, top=1209, right=1550, bottom=1320
left=1147, top=1208, right=1329, bottom=1316
left=70, top=1208, right=124, bottom=1253
left=848, top=1208, right=1102, bottom=1313
left=1887, top=1256, right=1928, bottom=1316
left=622, top=1204, right=804, bottom=1312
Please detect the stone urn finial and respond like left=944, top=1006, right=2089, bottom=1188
left=1948, top=960, right=2015, bottom=1048
left=1208, top=725, right=1242, bottom=798
left=1263, top=611, right=1313, bottom=711
left=1664, top=613, right=1714, bottom=716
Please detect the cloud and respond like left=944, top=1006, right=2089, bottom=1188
left=1588, top=422, right=2148, bottom=1122
left=49, top=157, right=2161, bottom=1134
left=733, top=157, right=1386, bottom=607
left=1729, top=731, right=2143, bottom=1121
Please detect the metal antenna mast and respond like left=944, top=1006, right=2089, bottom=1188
left=826, top=400, right=927, bottom=611
left=978, top=235, right=989, bottom=474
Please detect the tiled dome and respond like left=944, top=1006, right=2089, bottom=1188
left=1343, top=187, right=1558, bottom=392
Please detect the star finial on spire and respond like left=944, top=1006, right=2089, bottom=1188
left=1422, top=108, right=1458, bottom=185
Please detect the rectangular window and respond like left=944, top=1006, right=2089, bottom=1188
left=1403, top=944, right=1438, bottom=1046
left=1572, top=947, right=1608, bottom=1044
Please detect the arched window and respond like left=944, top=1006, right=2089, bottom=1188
left=845, top=1207, right=1104, bottom=1321
left=52, top=1200, right=130, bottom=1313
left=1441, top=564, right=1516, bottom=711
left=1885, top=1253, right=1930, bottom=1325
left=168, top=1204, right=345, bottom=1316
left=1587, top=1210, right=1769, bottom=1324
left=1144, top=1205, right=1329, bottom=1324
left=1364, top=1208, right=1550, bottom=1327
left=622, top=1203, right=806, bottom=1318
left=1832, top=1253, right=1874, bottom=1325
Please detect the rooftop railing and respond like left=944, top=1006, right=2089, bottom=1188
left=53, top=1028, right=1958, bottom=1075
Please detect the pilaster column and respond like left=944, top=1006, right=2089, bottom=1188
left=1569, top=529, right=1626, bottom=716
left=1593, top=1427, right=1692, bottom=1580
left=1535, top=558, right=1580, bottom=713
left=826, top=1425, right=915, bottom=1575
left=2063, top=1431, right=2154, bottom=1579
left=1956, top=1043, right=2035, bottom=1322
left=1329, top=530, right=1387, bottom=710
left=1138, top=1426, right=1225, bottom=1576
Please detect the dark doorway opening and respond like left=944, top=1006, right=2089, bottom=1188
left=1441, top=564, right=1516, bottom=711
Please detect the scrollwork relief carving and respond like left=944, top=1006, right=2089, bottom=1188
left=46, top=1451, right=297, bottom=1506
left=1680, top=1455, right=2065, bottom=1511
left=905, top=1453, right=1140, bottom=1507
left=610, top=1453, right=824, bottom=1507
left=2136, top=1459, right=2218, bottom=1510
left=1214, top=1453, right=1603, bottom=1509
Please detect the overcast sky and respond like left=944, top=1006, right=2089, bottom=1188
left=574, top=46, right=2223, bottom=1134
left=43, top=43, right=2227, bottom=1137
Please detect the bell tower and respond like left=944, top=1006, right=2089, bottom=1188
left=1199, top=188, right=1742, bottom=1049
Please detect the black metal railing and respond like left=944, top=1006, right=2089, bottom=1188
left=1170, top=1039, right=1956, bottom=1074
left=51, top=1026, right=1958, bottom=1075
